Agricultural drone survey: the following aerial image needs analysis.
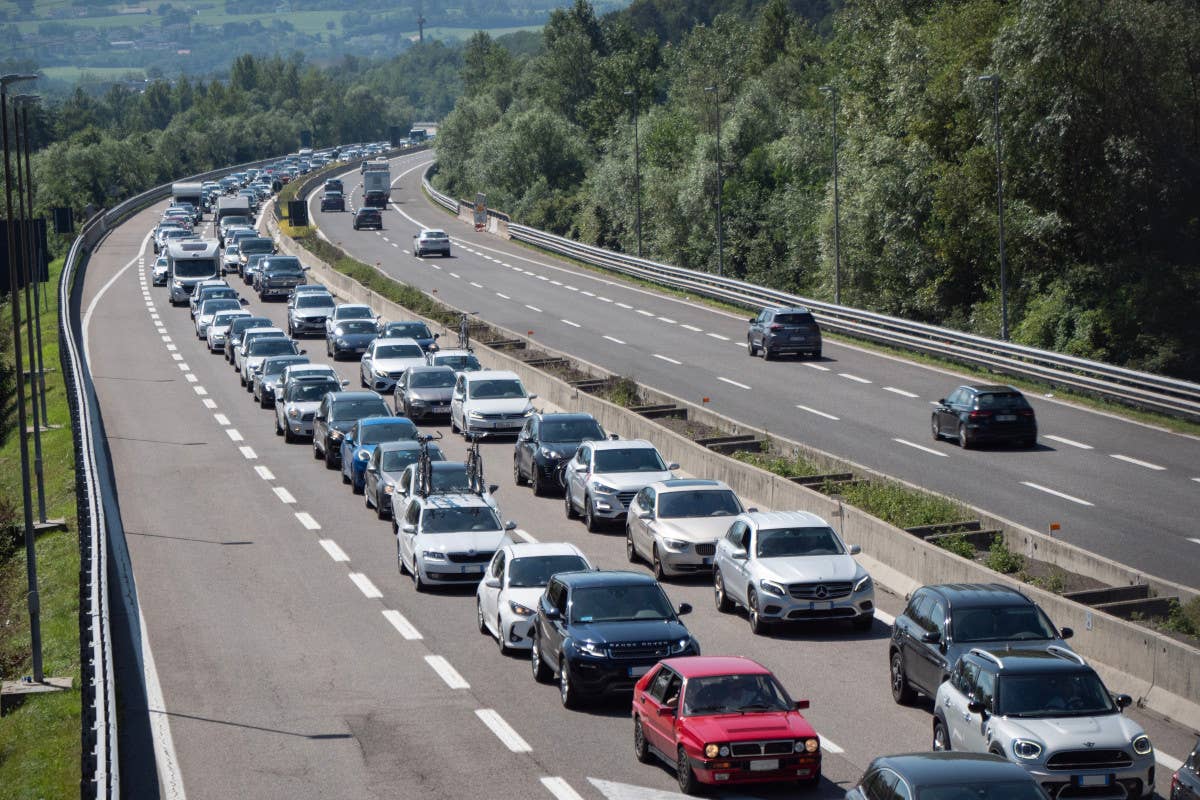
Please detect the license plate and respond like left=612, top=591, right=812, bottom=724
left=996, top=414, right=1016, bottom=422
left=628, top=665, right=651, bottom=678
left=702, top=557, right=712, bottom=566
left=459, top=564, right=482, bottom=574
left=1077, top=775, right=1111, bottom=787
left=749, top=759, right=779, bottom=772
left=810, top=601, right=833, bottom=610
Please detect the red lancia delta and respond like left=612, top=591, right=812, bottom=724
left=631, top=655, right=821, bottom=794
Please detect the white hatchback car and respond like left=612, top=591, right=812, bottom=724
left=626, top=478, right=746, bottom=579
left=449, top=370, right=536, bottom=437
left=360, top=337, right=428, bottom=393
left=395, top=493, right=516, bottom=591
left=475, top=542, right=592, bottom=653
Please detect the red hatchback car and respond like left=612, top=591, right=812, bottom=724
left=631, top=656, right=821, bottom=794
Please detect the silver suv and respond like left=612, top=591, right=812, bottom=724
left=562, top=439, right=677, bottom=532
left=933, top=647, right=1154, bottom=799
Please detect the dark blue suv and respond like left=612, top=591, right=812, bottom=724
left=530, top=570, right=698, bottom=709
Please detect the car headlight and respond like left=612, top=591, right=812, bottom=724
left=668, top=637, right=691, bottom=654
left=356, top=450, right=370, bottom=462
left=853, top=574, right=873, bottom=592
left=508, top=600, right=534, bottom=616
left=704, top=744, right=730, bottom=758
left=1012, top=739, right=1043, bottom=760
left=1131, top=735, right=1152, bottom=756
left=662, top=538, right=689, bottom=552
left=523, top=407, right=534, bottom=416
left=336, top=338, right=348, bottom=345
left=421, top=550, right=446, bottom=561
left=468, top=410, right=485, bottom=419
left=577, top=640, right=606, bottom=658
left=330, top=429, right=345, bottom=440
left=590, top=481, right=617, bottom=494
left=172, top=279, right=183, bottom=288
left=796, top=738, right=820, bottom=754
left=383, top=484, right=394, bottom=494
left=334, top=326, right=345, bottom=336
left=759, top=579, right=787, bottom=596
left=539, top=447, right=561, bottom=459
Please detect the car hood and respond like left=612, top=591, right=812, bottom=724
left=417, top=531, right=510, bottom=553
left=655, top=516, right=738, bottom=543
left=682, top=711, right=817, bottom=743
left=591, top=470, right=676, bottom=491
left=1003, top=713, right=1145, bottom=751
left=372, top=357, right=426, bottom=373
left=295, top=306, right=334, bottom=318
left=466, top=398, right=534, bottom=415
left=539, top=440, right=593, bottom=457
left=568, top=619, right=690, bottom=645
left=408, top=386, right=453, bottom=401
left=756, top=554, right=860, bottom=584
left=505, top=587, right=547, bottom=611
left=334, top=333, right=376, bottom=344
left=284, top=400, right=321, bottom=413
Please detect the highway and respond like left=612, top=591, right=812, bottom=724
left=308, top=152, right=1200, bottom=588
left=78, top=180, right=1194, bottom=798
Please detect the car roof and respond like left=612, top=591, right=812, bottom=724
left=417, top=493, right=493, bottom=510
left=555, top=569, right=658, bottom=588
left=769, top=306, right=812, bottom=315
left=659, top=656, right=772, bottom=679
left=336, top=303, right=373, bottom=312
left=464, top=370, right=520, bottom=381
left=744, top=510, right=829, bottom=528
left=967, top=646, right=1090, bottom=674
left=502, top=541, right=586, bottom=559
left=921, top=583, right=1031, bottom=609
left=243, top=326, right=283, bottom=335
left=433, top=349, right=475, bottom=358
left=869, top=752, right=1028, bottom=784
left=587, top=438, right=656, bottom=451
left=374, top=337, right=422, bottom=348
left=357, top=416, right=412, bottom=427
left=407, top=365, right=454, bottom=375
left=330, top=391, right=386, bottom=402
left=420, top=228, right=447, bottom=235
left=961, top=384, right=1021, bottom=394
left=535, top=412, right=596, bottom=422
left=653, top=479, right=729, bottom=493
left=376, top=439, right=426, bottom=452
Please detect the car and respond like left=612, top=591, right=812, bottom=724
left=325, top=303, right=378, bottom=337
left=394, top=365, right=456, bottom=420
left=241, top=253, right=269, bottom=285
left=223, top=315, right=273, bottom=363
left=379, top=320, right=439, bottom=351
left=353, top=207, right=383, bottom=230
left=222, top=244, right=242, bottom=274
left=413, top=228, right=451, bottom=257
left=234, top=326, right=288, bottom=376
left=152, top=256, right=169, bottom=286
left=626, top=479, right=746, bottom=580
left=255, top=255, right=307, bottom=300
left=449, top=370, right=537, bottom=437
left=476, top=542, right=592, bottom=653
left=632, top=656, right=821, bottom=794
left=427, top=348, right=481, bottom=372
left=188, top=281, right=233, bottom=315
left=359, top=337, right=427, bottom=392
left=251, top=354, right=309, bottom=408
left=1172, top=737, right=1200, bottom=800
left=241, top=337, right=303, bottom=389
left=194, top=297, right=242, bottom=338
left=529, top=569, right=698, bottom=708
left=285, top=291, right=335, bottom=338
left=513, top=412, right=607, bottom=497
left=236, top=236, right=275, bottom=271
left=932, top=647, right=1154, bottom=798
left=712, top=510, right=875, bottom=634
left=747, top=306, right=822, bottom=359
left=338, top=416, right=419, bottom=493
left=324, top=178, right=344, bottom=194
left=395, top=493, right=517, bottom=592
left=390, top=461, right=500, bottom=523
left=312, top=391, right=392, bottom=468
left=889, top=583, right=1074, bottom=705
left=327, top=319, right=378, bottom=360
left=932, top=384, right=1038, bottom=449
left=274, top=374, right=345, bottom=442
left=320, top=190, right=345, bottom=212
left=206, top=310, right=251, bottom=352
left=562, top=439, right=678, bottom=532
left=846, top=752, right=1051, bottom=800
left=364, top=440, right=446, bottom=519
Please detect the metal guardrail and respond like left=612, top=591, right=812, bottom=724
left=421, top=168, right=458, bottom=214
left=416, top=166, right=1198, bottom=419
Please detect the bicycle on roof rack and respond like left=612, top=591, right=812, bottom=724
left=457, top=311, right=477, bottom=351
left=464, top=431, right=485, bottom=494
left=415, top=431, right=443, bottom=497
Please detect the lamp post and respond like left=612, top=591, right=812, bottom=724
left=704, top=85, right=723, bottom=277
left=979, top=74, right=1008, bottom=341
left=15, top=95, right=48, bottom=426
left=819, top=85, right=841, bottom=305
left=1, top=72, right=43, bottom=683
left=622, top=88, right=643, bottom=258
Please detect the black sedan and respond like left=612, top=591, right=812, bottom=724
left=326, top=319, right=378, bottom=360
left=353, top=207, right=382, bottom=230
left=931, top=384, right=1037, bottom=449
left=514, top=412, right=608, bottom=496
left=320, top=190, right=345, bottom=212
left=846, top=752, right=1048, bottom=800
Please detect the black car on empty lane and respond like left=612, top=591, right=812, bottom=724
left=353, top=207, right=383, bottom=230
left=320, top=190, right=345, bottom=212
left=931, top=384, right=1038, bottom=449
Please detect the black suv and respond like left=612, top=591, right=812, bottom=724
left=932, top=384, right=1038, bottom=449
left=353, top=207, right=383, bottom=230
left=320, top=190, right=345, bottom=212
left=889, top=583, right=1073, bottom=705
left=324, top=178, right=344, bottom=194
left=514, top=412, right=608, bottom=496
left=530, top=570, right=698, bottom=708
left=846, top=752, right=1048, bottom=800
left=254, top=255, right=308, bottom=300
left=311, top=391, right=391, bottom=468
left=746, top=306, right=822, bottom=360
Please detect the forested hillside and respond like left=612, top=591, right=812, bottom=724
left=433, top=0, right=1200, bottom=379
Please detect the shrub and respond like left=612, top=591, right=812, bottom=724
left=1164, top=598, right=1200, bottom=636
left=936, top=533, right=977, bottom=560
left=985, top=535, right=1025, bottom=574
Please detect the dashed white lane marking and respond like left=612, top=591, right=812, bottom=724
left=652, top=354, right=682, bottom=365
left=430, top=264, right=441, bottom=270
left=1045, top=435, right=1094, bottom=450
left=1110, top=454, right=1165, bottom=471
left=225, top=428, right=244, bottom=442
left=161, top=335, right=172, bottom=342
left=805, top=363, right=830, bottom=371
left=1157, top=751, right=1184, bottom=772
left=706, top=332, right=729, bottom=341
left=1188, top=539, right=1200, bottom=546
left=1193, top=478, right=1200, bottom=484
left=718, top=377, right=751, bottom=390
left=273, top=487, right=297, bottom=504
left=295, top=512, right=321, bottom=529
left=349, top=572, right=383, bottom=599
left=536, top=275, right=549, bottom=281
left=894, top=438, right=949, bottom=457
left=171, top=354, right=183, bottom=362
left=201, top=397, right=216, bottom=408
left=165, top=343, right=176, bottom=351
left=239, top=446, right=257, bottom=459
left=874, top=609, right=896, bottom=626
left=580, top=291, right=595, bottom=297
left=822, top=737, right=845, bottom=754
left=193, top=386, right=208, bottom=397
left=616, top=302, right=633, bottom=309
left=597, top=296, right=612, bottom=303
left=525, top=304, right=543, bottom=313
left=540, top=777, right=585, bottom=800
left=512, top=528, right=538, bottom=544
left=603, top=335, right=626, bottom=345
left=883, top=387, right=919, bottom=398
left=496, top=292, right=510, bottom=300
left=1020, top=481, right=1094, bottom=506
left=318, top=539, right=349, bottom=562
left=839, top=372, right=872, bottom=383
left=425, top=655, right=470, bottom=689
left=254, top=466, right=274, bottom=480
left=470, top=282, right=483, bottom=288
left=213, top=414, right=230, bottom=426
left=382, top=609, right=423, bottom=640
left=636, top=309, right=655, bottom=317
left=657, top=316, right=676, bottom=324
left=184, top=374, right=198, bottom=383
left=796, top=405, right=840, bottom=421
left=475, top=709, right=531, bottom=752
left=523, top=270, right=535, bottom=276
left=561, top=319, right=581, bottom=328
left=550, top=280, right=563, bottom=286
left=503, top=263, right=513, bottom=268
left=681, top=324, right=702, bottom=332
left=449, top=272, right=460, bottom=278
left=565, top=285, right=578, bottom=292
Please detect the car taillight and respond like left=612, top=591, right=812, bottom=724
left=968, top=410, right=992, bottom=420
left=769, top=324, right=783, bottom=331
left=1019, top=409, right=1035, bottom=417
left=1170, top=772, right=1180, bottom=797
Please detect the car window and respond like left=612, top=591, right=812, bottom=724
left=725, top=521, right=750, bottom=550
left=658, top=489, right=742, bottom=518
left=772, top=312, right=815, bottom=326
left=296, top=295, right=333, bottom=308
left=507, top=555, right=589, bottom=588
left=947, top=388, right=966, bottom=405
left=570, top=583, right=674, bottom=623
left=381, top=444, right=441, bottom=472
left=375, top=344, right=424, bottom=359
left=419, top=505, right=502, bottom=533
left=755, top=526, right=845, bottom=558
left=683, top=673, right=791, bottom=716
left=337, top=320, right=377, bottom=334
left=489, top=550, right=505, bottom=580
left=467, top=379, right=527, bottom=400
left=405, top=502, right=420, bottom=525
left=905, top=592, right=930, bottom=628
left=975, top=668, right=996, bottom=710
left=956, top=660, right=980, bottom=697
left=409, top=371, right=455, bottom=389
left=951, top=605, right=1058, bottom=643
left=927, top=598, right=947, bottom=635
left=289, top=380, right=338, bottom=402
left=647, top=667, right=673, bottom=702
left=358, top=420, right=418, bottom=445
left=996, top=671, right=1116, bottom=717
left=330, top=398, right=389, bottom=421
left=976, top=392, right=1030, bottom=410
left=661, top=673, right=682, bottom=707
left=548, top=580, right=567, bottom=613
left=593, top=447, right=667, bottom=473
left=916, top=783, right=1046, bottom=800
left=869, top=769, right=901, bottom=800
left=540, top=418, right=605, bottom=441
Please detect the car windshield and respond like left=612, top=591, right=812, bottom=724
left=997, top=672, right=1116, bottom=717
left=262, top=357, right=306, bottom=376
left=174, top=258, right=218, bottom=278
left=918, top=783, right=1047, bottom=800
left=756, top=526, right=845, bottom=558
left=381, top=444, right=442, bottom=472
left=951, top=606, right=1059, bottom=643
left=682, top=673, right=791, bottom=716
left=508, top=555, right=589, bottom=588
left=264, top=257, right=301, bottom=270
left=570, top=584, right=674, bottom=623
left=200, top=289, right=238, bottom=302
left=337, top=307, right=374, bottom=320
left=296, top=295, right=333, bottom=308
left=201, top=299, right=240, bottom=315
left=376, top=344, right=424, bottom=359
left=240, top=239, right=273, bottom=254
left=420, top=506, right=502, bottom=533
left=593, top=448, right=667, bottom=473
left=659, top=490, right=742, bottom=518
left=289, top=381, right=338, bottom=402
left=231, top=318, right=271, bottom=336
left=338, top=321, right=377, bottom=334
left=359, top=421, right=417, bottom=444
left=331, top=399, right=389, bottom=421
left=438, top=355, right=480, bottom=370
left=212, top=312, right=246, bottom=327
left=410, top=371, right=455, bottom=388
left=468, top=379, right=526, bottom=400
left=386, top=323, right=431, bottom=338
left=423, top=231, right=448, bottom=240
left=976, top=392, right=1030, bottom=410
left=226, top=246, right=240, bottom=256
left=541, top=419, right=604, bottom=441
left=248, top=339, right=297, bottom=356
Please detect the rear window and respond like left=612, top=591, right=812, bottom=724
left=975, top=392, right=1029, bottom=410
left=296, top=295, right=333, bottom=308
left=772, top=313, right=815, bottom=326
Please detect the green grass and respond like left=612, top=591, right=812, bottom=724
left=833, top=479, right=967, bottom=530
left=732, top=449, right=824, bottom=479
left=0, top=255, right=81, bottom=798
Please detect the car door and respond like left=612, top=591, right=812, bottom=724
left=365, top=446, right=383, bottom=505
left=361, top=342, right=375, bottom=385
left=629, top=487, right=655, bottom=558
left=399, top=501, right=421, bottom=568
left=313, top=397, right=330, bottom=449
left=341, top=421, right=361, bottom=474
left=516, top=418, right=535, bottom=478
left=451, top=374, right=466, bottom=429
left=960, top=665, right=995, bottom=753
left=721, top=522, right=752, bottom=604
left=566, top=445, right=591, bottom=510
left=896, top=592, right=932, bottom=690
left=944, top=659, right=980, bottom=751
left=917, top=596, right=950, bottom=691
left=481, top=550, right=506, bottom=632
left=642, top=667, right=682, bottom=753
left=539, top=580, right=569, bottom=664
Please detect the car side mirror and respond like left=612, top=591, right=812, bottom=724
left=637, top=511, right=653, bottom=521
left=528, top=394, right=538, bottom=400
left=1060, top=627, right=1074, bottom=640
left=299, top=349, right=307, bottom=355
left=920, top=630, right=942, bottom=644
left=366, top=465, right=377, bottom=473
left=433, top=333, right=440, bottom=339
left=730, top=549, right=748, bottom=560
left=794, top=699, right=810, bottom=711
left=667, top=462, right=680, bottom=471
left=401, top=523, right=416, bottom=534
left=543, top=606, right=561, bottom=621
left=609, top=433, right=619, bottom=440
left=657, top=705, right=676, bottom=718
left=848, top=544, right=861, bottom=555
left=677, top=603, right=692, bottom=615
left=747, top=507, right=759, bottom=513
left=967, top=699, right=986, bottom=715
left=489, top=484, right=499, bottom=495
left=341, top=380, right=350, bottom=387
left=748, top=317, right=756, bottom=323
left=1114, top=694, right=1132, bottom=710
left=240, top=297, right=249, bottom=304
left=503, top=520, right=517, bottom=531
left=937, top=398, right=946, bottom=405
left=484, top=577, right=501, bottom=589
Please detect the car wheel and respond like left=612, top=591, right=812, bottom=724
left=563, top=489, right=577, bottom=520
left=352, top=476, right=364, bottom=496
left=763, top=347, right=775, bottom=361
left=932, top=719, right=950, bottom=752
left=450, top=414, right=459, bottom=434
left=747, top=337, right=758, bottom=356
left=714, top=570, right=733, bottom=613
left=412, top=563, right=427, bottom=593
left=531, top=634, right=553, bottom=683
left=633, top=717, right=651, bottom=764
left=397, top=541, right=408, bottom=574
left=676, top=746, right=699, bottom=796
left=958, top=423, right=972, bottom=449
left=476, top=598, right=488, bottom=634
left=931, top=415, right=942, bottom=441
left=530, top=466, right=545, bottom=497
left=376, top=497, right=389, bottom=521
left=1023, top=436, right=1037, bottom=449
left=625, top=528, right=638, bottom=563
left=259, top=393, right=270, bottom=409
left=747, top=588, right=769, bottom=635
left=275, top=415, right=284, bottom=436
left=513, top=456, right=527, bottom=486
left=325, top=442, right=338, bottom=469
left=812, top=348, right=822, bottom=359
left=284, top=423, right=296, bottom=443
left=559, top=658, right=580, bottom=709
left=652, top=545, right=667, bottom=581
left=313, top=438, right=322, bottom=460
left=890, top=650, right=917, bottom=705
left=583, top=495, right=602, bottom=532
left=496, top=615, right=510, bottom=655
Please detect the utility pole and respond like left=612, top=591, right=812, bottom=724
left=622, top=88, right=642, bottom=258
left=19, top=96, right=49, bottom=423
left=979, top=74, right=1008, bottom=340
left=704, top=86, right=723, bottom=277
left=820, top=85, right=841, bottom=305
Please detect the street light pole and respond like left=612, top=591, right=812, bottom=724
left=704, top=86, right=723, bottom=277
left=16, top=95, right=48, bottom=426
left=820, top=85, right=841, bottom=305
left=622, top=88, right=642, bottom=258
left=979, top=74, right=1008, bottom=341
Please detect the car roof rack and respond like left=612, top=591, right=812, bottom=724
left=968, top=648, right=1005, bottom=668
left=1045, top=645, right=1086, bottom=666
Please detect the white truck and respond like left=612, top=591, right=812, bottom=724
left=362, top=161, right=391, bottom=208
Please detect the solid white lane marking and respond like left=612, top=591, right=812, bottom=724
left=652, top=354, right=682, bottom=365
left=805, top=363, right=830, bottom=371
left=213, top=414, right=230, bottom=426
left=512, top=528, right=537, bottom=544
left=1045, top=435, right=1094, bottom=450
left=225, top=428, right=244, bottom=442
left=1020, top=481, right=1094, bottom=506
left=470, top=281, right=483, bottom=288
left=254, top=466, right=274, bottom=480
left=137, top=608, right=188, bottom=800
left=184, top=374, right=198, bottom=383
left=561, top=319, right=581, bottom=328
left=239, top=446, right=257, bottom=459
left=349, top=572, right=383, bottom=599
left=636, top=309, right=655, bottom=317
left=475, top=709, right=530, bottom=752
left=706, top=332, right=729, bottom=341
left=496, top=292, right=510, bottom=300
left=541, top=777, right=586, bottom=800
left=425, top=655, right=469, bottom=689
left=273, top=487, right=296, bottom=504
left=382, top=609, right=423, bottom=640
left=318, top=539, right=349, bottom=562
left=839, top=372, right=872, bottom=384
left=1110, top=454, right=1165, bottom=471
left=681, top=324, right=702, bottom=332
left=797, top=405, right=840, bottom=421
left=718, top=377, right=751, bottom=390
left=821, top=737, right=845, bottom=754
left=526, top=304, right=543, bottom=313
left=894, top=438, right=948, bottom=457
left=616, top=302, right=633, bottom=309
left=1157, top=751, right=1183, bottom=772
left=883, top=386, right=919, bottom=399
left=201, top=398, right=216, bottom=408
left=874, top=609, right=896, bottom=626
left=603, top=335, right=626, bottom=345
